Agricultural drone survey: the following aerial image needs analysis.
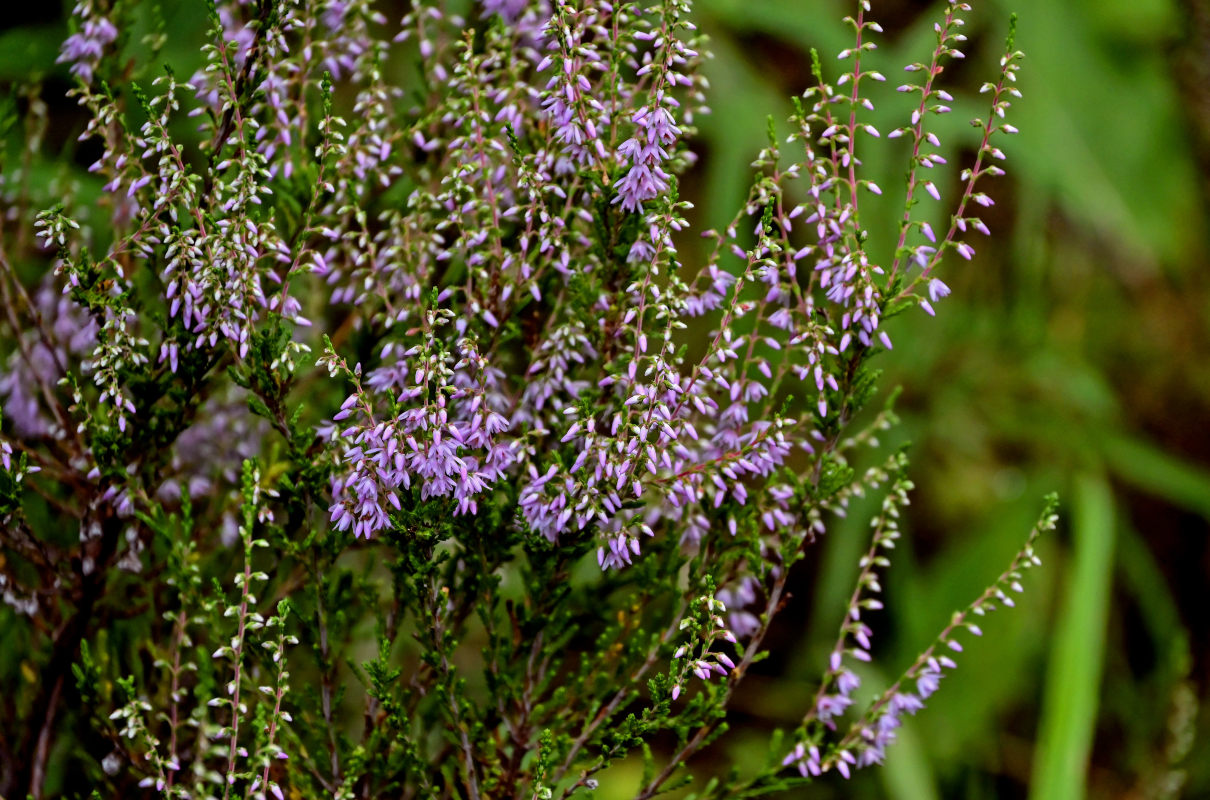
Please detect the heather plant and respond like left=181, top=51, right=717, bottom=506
left=0, top=1, right=1055, bottom=798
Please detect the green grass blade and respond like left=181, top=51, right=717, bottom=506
left=1101, top=434, right=1210, bottom=522
left=1029, top=474, right=1116, bottom=800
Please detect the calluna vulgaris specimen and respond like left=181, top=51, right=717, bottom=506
left=0, top=0, right=1054, bottom=797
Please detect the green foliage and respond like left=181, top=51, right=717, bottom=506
left=1030, top=477, right=1115, bottom=800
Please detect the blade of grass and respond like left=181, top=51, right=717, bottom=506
left=1101, top=434, right=1210, bottom=523
left=1029, top=473, right=1116, bottom=800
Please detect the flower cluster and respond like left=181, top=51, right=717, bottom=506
left=57, top=0, right=118, bottom=85
left=0, top=280, right=96, bottom=438
left=323, top=309, right=518, bottom=537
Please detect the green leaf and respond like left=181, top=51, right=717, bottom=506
left=1029, top=473, right=1115, bottom=800
left=1100, top=434, right=1210, bottom=523
left=248, top=393, right=273, bottom=421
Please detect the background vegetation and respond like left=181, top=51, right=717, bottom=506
left=1, top=1, right=1207, bottom=798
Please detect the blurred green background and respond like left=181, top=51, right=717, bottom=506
left=2, top=0, right=1208, bottom=798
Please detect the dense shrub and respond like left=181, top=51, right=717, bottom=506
left=0, top=1, right=1050, bottom=797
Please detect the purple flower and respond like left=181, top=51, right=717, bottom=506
left=613, top=103, right=681, bottom=213
left=57, top=3, right=117, bottom=84
left=916, top=659, right=944, bottom=698
left=782, top=742, right=822, bottom=778
left=717, top=576, right=761, bottom=639
left=816, top=668, right=860, bottom=723
left=327, top=337, right=517, bottom=537
left=0, top=283, right=96, bottom=438
left=928, top=278, right=951, bottom=302
left=481, top=0, right=528, bottom=22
